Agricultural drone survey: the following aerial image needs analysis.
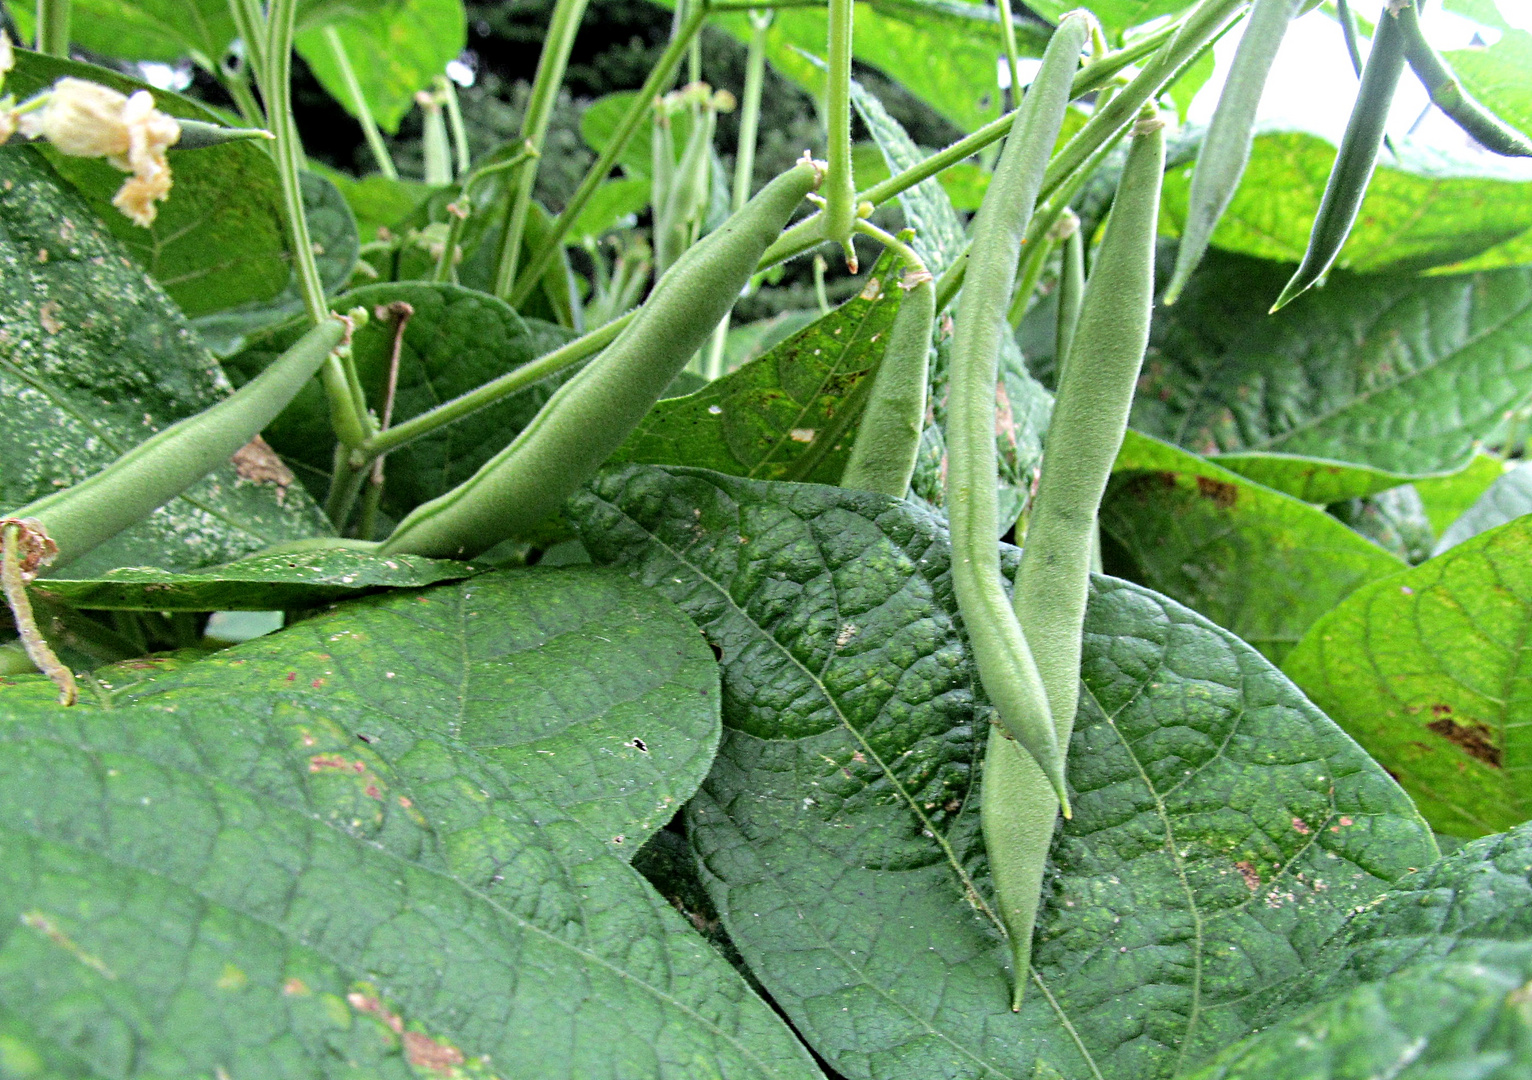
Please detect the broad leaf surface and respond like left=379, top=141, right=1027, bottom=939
left=7, top=51, right=292, bottom=320
left=0, top=147, right=329, bottom=576
left=1159, top=129, right=1532, bottom=276
left=189, top=170, right=361, bottom=356
left=1284, top=516, right=1532, bottom=837
left=225, top=282, right=572, bottom=518
left=0, top=568, right=824, bottom=1079
left=1433, top=461, right=1532, bottom=553
left=569, top=463, right=1436, bottom=1080
left=1135, top=250, right=1532, bottom=477
left=1449, top=30, right=1532, bottom=143
left=1210, top=451, right=1464, bottom=504
left=1104, top=431, right=1404, bottom=662
left=1416, top=452, right=1506, bottom=535
left=612, top=252, right=902, bottom=485
left=37, top=547, right=475, bottom=611
left=296, top=0, right=468, bottom=135
left=1327, top=485, right=1435, bottom=565
left=315, top=166, right=436, bottom=244
left=6, top=0, right=234, bottom=65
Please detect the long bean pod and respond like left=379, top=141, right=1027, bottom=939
left=1053, top=212, right=1085, bottom=369
left=1165, top=0, right=1301, bottom=304
left=6, top=315, right=353, bottom=572
left=1271, top=0, right=1406, bottom=311
left=380, top=161, right=821, bottom=559
left=993, top=109, right=1166, bottom=1008
left=1395, top=0, right=1532, bottom=157
left=949, top=12, right=1090, bottom=817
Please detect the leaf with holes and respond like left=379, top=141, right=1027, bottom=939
left=0, top=567, right=824, bottom=1079
left=611, top=251, right=901, bottom=485
left=569, top=462, right=1436, bottom=1080
left=1284, top=515, right=1532, bottom=838
left=0, top=145, right=330, bottom=577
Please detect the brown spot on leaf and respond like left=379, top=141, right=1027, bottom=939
left=404, top=1031, right=465, bottom=1074
left=39, top=302, right=61, bottom=334
left=1195, top=475, right=1238, bottom=509
left=1427, top=718, right=1501, bottom=767
left=1235, top=861, right=1261, bottom=891
left=283, top=978, right=310, bottom=996
left=1291, top=817, right=1311, bottom=835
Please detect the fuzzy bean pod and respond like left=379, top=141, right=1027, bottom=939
left=6, top=315, right=352, bottom=573
left=994, top=109, right=1166, bottom=1008
left=1165, top=0, right=1302, bottom=305
left=380, top=161, right=821, bottom=559
left=949, top=13, right=1090, bottom=818
left=1271, top=1, right=1406, bottom=311
left=1053, top=212, right=1085, bottom=375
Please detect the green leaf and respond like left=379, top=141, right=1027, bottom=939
left=1166, top=43, right=1216, bottom=125
left=295, top=0, right=467, bottom=135
left=1417, top=452, right=1507, bottom=535
left=1328, top=485, right=1436, bottom=565
left=188, top=169, right=360, bottom=356
left=35, top=547, right=475, bottom=611
left=225, top=281, right=573, bottom=519
left=1209, top=451, right=1467, bottom=504
left=1104, top=431, right=1406, bottom=661
left=1433, top=462, right=1532, bottom=553
left=569, top=463, right=1436, bottom=1080
left=1158, top=129, right=1532, bottom=275
left=0, top=145, right=329, bottom=576
left=610, top=252, right=902, bottom=484
left=1448, top=30, right=1532, bottom=143
left=1136, top=250, right=1532, bottom=477
left=313, top=164, right=435, bottom=244
left=570, top=177, right=652, bottom=242
left=0, top=569, right=822, bottom=1079
left=580, top=90, right=695, bottom=182
left=5, top=51, right=293, bottom=321
left=1284, top=514, right=1532, bottom=837
left=6, top=0, right=235, bottom=65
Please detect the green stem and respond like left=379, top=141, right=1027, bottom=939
left=229, top=0, right=267, bottom=110
left=812, top=253, right=831, bottom=314
left=508, top=3, right=709, bottom=309
left=1395, top=0, right=1531, bottom=157
left=1004, top=223, right=1057, bottom=327
left=324, top=26, right=398, bottom=180
left=219, top=59, right=266, bottom=127
left=262, top=0, right=327, bottom=325
left=492, top=0, right=593, bottom=299
left=1052, top=212, right=1084, bottom=369
left=995, top=0, right=1022, bottom=104
left=35, top=0, right=70, bottom=56
left=420, top=93, right=452, bottom=185
left=822, top=0, right=857, bottom=261
left=360, top=311, right=634, bottom=459
left=439, top=75, right=473, bottom=176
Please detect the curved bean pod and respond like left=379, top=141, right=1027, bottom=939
left=1165, top=0, right=1302, bottom=305
left=1053, top=211, right=1085, bottom=375
left=1271, top=1, right=1406, bottom=311
left=380, top=160, right=822, bottom=559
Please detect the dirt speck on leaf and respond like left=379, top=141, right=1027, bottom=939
left=1234, top=861, right=1261, bottom=891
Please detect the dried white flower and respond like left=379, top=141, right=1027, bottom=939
left=0, top=31, right=14, bottom=79
left=18, top=77, right=181, bottom=227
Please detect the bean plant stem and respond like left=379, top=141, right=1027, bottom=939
left=323, top=27, right=398, bottom=180
left=492, top=0, right=593, bottom=299
left=995, top=0, right=1022, bottom=104
left=508, top=3, right=708, bottom=309
left=35, top=0, right=70, bottom=56
left=822, top=0, right=857, bottom=264
left=440, top=76, right=473, bottom=176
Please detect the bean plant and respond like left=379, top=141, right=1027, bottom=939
left=0, top=0, right=1530, bottom=1076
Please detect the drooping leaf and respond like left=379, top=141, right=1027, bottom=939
left=611, top=251, right=902, bottom=484
left=0, top=145, right=329, bottom=577
left=189, top=170, right=361, bottom=356
left=1433, top=461, right=1532, bottom=553
left=1158, top=129, right=1532, bottom=276
left=1416, top=452, right=1507, bottom=535
left=568, top=462, right=1437, bottom=1080
left=6, top=51, right=294, bottom=321
left=0, top=569, right=822, bottom=1079
left=1284, top=515, right=1532, bottom=837
left=1104, top=431, right=1405, bottom=661
left=224, top=281, right=573, bottom=519
left=295, top=0, right=468, bottom=135
left=36, top=547, right=475, bottom=611
left=1135, top=250, right=1532, bottom=478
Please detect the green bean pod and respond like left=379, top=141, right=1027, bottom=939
left=996, top=109, right=1166, bottom=1008
left=1165, top=0, right=1302, bottom=305
left=1053, top=212, right=1085, bottom=375
left=841, top=258, right=935, bottom=497
left=6, top=315, right=352, bottom=572
left=1271, top=2, right=1406, bottom=311
left=949, top=12, right=1091, bottom=815
left=380, top=161, right=821, bottom=559
left=1395, top=0, right=1532, bottom=158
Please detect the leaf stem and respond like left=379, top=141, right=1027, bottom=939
left=995, top=0, right=1022, bottom=105
left=492, top=0, right=593, bottom=299
left=439, top=74, right=473, bottom=176
left=323, top=26, right=398, bottom=179
left=1, top=522, right=74, bottom=704
left=34, top=0, right=70, bottom=56
left=822, top=0, right=857, bottom=265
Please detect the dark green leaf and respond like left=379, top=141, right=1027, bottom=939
left=1104, top=431, right=1405, bottom=661
left=295, top=0, right=467, bottom=135
left=1159, top=130, right=1532, bottom=275
left=1434, top=462, right=1532, bottom=553
left=1284, top=514, right=1532, bottom=837
left=569, top=462, right=1436, bottom=1080
left=189, top=170, right=360, bottom=356
left=314, top=165, right=435, bottom=244
left=1136, top=250, right=1532, bottom=477
left=0, top=569, right=821, bottom=1079
left=611, top=251, right=902, bottom=484
left=6, top=51, right=293, bottom=321
left=36, top=547, right=475, bottom=611
left=0, top=146, right=329, bottom=576
left=225, top=281, right=573, bottom=519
